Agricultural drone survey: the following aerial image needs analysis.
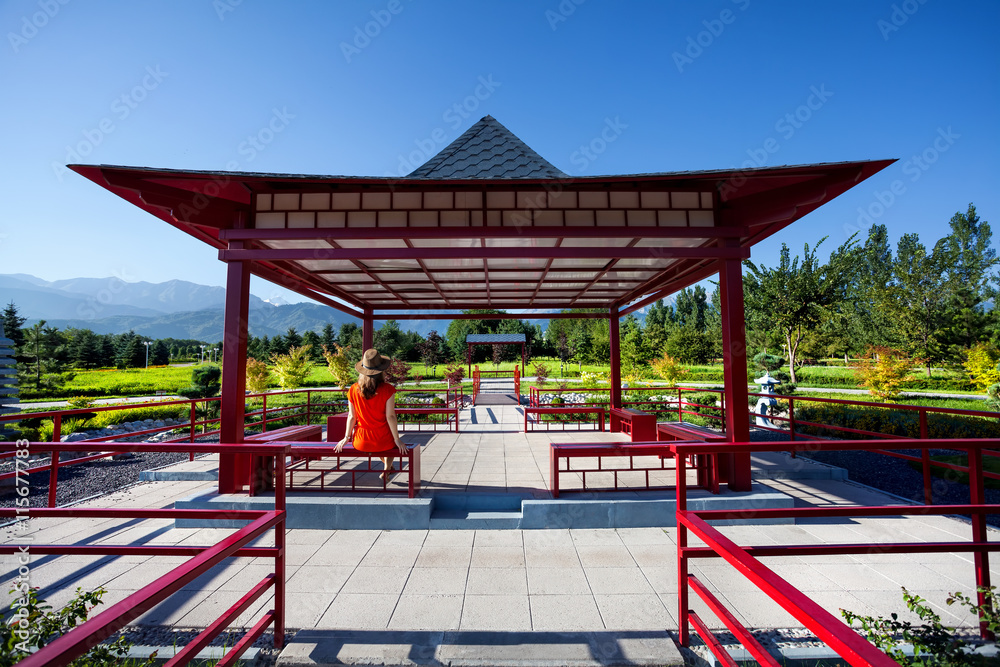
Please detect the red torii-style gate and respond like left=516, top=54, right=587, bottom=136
left=70, top=115, right=893, bottom=495
left=466, top=333, right=526, bottom=377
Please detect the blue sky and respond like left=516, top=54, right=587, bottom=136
left=1, top=0, right=997, bottom=308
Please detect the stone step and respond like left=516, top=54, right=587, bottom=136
left=276, top=629, right=684, bottom=666
left=429, top=509, right=523, bottom=529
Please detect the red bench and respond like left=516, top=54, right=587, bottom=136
left=656, top=421, right=726, bottom=492
left=278, top=414, right=421, bottom=497
left=395, top=406, right=459, bottom=433
left=609, top=408, right=657, bottom=441
left=524, top=406, right=605, bottom=432
left=244, top=423, right=323, bottom=494
left=549, top=441, right=676, bottom=498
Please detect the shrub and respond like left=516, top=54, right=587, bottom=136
left=322, top=344, right=354, bottom=389
left=794, top=402, right=1000, bottom=440
left=752, top=352, right=785, bottom=372
left=0, top=586, right=156, bottom=666
left=533, top=362, right=550, bottom=387
left=245, top=358, right=272, bottom=394
left=384, top=358, right=409, bottom=386
left=89, top=405, right=186, bottom=427
left=855, top=346, right=919, bottom=402
left=444, top=362, right=465, bottom=388
left=649, top=353, right=688, bottom=389
left=581, top=370, right=607, bottom=386
left=178, top=365, right=221, bottom=399
left=964, top=342, right=1000, bottom=392
left=271, top=345, right=313, bottom=389
left=841, top=586, right=999, bottom=665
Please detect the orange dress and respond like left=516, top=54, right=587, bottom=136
left=347, top=382, right=397, bottom=452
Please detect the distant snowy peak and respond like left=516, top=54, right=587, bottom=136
left=263, top=296, right=290, bottom=307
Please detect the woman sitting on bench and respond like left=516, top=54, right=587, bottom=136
left=335, top=348, right=408, bottom=480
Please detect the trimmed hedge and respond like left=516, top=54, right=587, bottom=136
left=795, top=403, right=1000, bottom=440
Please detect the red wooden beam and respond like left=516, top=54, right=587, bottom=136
left=219, top=246, right=751, bottom=262
left=219, top=226, right=749, bottom=241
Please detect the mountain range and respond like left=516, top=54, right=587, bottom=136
left=1, top=274, right=363, bottom=342
left=2, top=274, right=653, bottom=342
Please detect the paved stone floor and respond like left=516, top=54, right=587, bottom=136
left=1, top=402, right=993, bottom=662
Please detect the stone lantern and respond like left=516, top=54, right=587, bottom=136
left=753, top=371, right=781, bottom=427
left=0, top=335, right=17, bottom=439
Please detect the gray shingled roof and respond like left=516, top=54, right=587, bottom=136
left=407, top=116, right=568, bottom=180
left=466, top=334, right=526, bottom=343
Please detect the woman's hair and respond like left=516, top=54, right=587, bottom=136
left=357, top=372, right=383, bottom=399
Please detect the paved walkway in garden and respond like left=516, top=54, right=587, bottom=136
left=1, top=404, right=992, bottom=663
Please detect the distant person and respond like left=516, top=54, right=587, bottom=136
left=335, top=348, right=407, bottom=480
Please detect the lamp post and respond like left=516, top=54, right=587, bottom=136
left=200, top=344, right=207, bottom=364
left=143, top=341, right=152, bottom=368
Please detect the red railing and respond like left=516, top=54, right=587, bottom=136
left=0, top=442, right=288, bottom=667
left=526, top=386, right=725, bottom=426
left=472, top=366, right=481, bottom=406
left=672, top=438, right=1000, bottom=665
left=513, top=365, right=520, bottom=401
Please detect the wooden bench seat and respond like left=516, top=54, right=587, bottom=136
left=286, top=443, right=421, bottom=498
left=609, top=408, right=657, bottom=441
left=244, top=424, right=323, bottom=494
left=656, top=421, right=726, bottom=493
left=395, top=406, right=459, bottom=433
left=524, top=406, right=605, bottom=432
left=549, top=441, right=675, bottom=498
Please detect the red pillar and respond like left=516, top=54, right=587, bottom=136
left=719, top=257, right=752, bottom=491
left=219, top=247, right=250, bottom=494
left=362, top=309, right=374, bottom=351
left=609, top=306, right=622, bottom=410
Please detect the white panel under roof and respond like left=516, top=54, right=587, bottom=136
left=431, top=272, right=486, bottom=281
left=296, top=259, right=357, bottom=271
left=560, top=237, right=634, bottom=247
left=604, top=270, right=658, bottom=280
left=689, top=211, right=714, bottom=227
left=263, top=239, right=331, bottom=250
left=490, top=291, right=531, bottom=298
left=633, top=238, right=699, bottom=247
left=541, top=282, right=588, bottom=289
left=548, top=271, right=599, bottom=280
left=615, top=257, right=676, bottom=268
left=484, top=237, right=558, bottom=248
left=487, top=257, right=549, bottom=270
left=393, top=192, right=422, bottom=208
left=424, top=191, right=454, bottom=209
left=550, top=258, right=609, bottom=268
left=325, top=273, right=375, bottom=282
left=672, top=192, right=700, bottom=208
left=336, top=238, right=409, bottom=249
left=422, top=257, right=484, bottom=269
left=362, top=259, right=421, bottom=270
left=408, top=237, right=480, bottom=248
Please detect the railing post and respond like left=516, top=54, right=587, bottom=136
left=274, top=444, right=287, bottom=648
left=920, top=412, right=932, bottom=504
left=189, top=403, right=196, bottom=442
left=306, top=391, right=312, bottom=426
left=52, top=414, right=62, bottom=444
left=676, top=449, right=689, bottom=646
left=788, top=398, right=796, bottom=441
left=262, top=394, right=268, bottom=433
left=47, top=445, right=59, bottom=508
left=968, top=444, right=993, bottom=640
left=677, top=387, right=683, bottom=422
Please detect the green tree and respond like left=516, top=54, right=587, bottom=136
left=1, top=301, right=26, bottom=348
left=271, top=345, right=313, bottom=389
left=284, top=327, right=302, bottom=352
left=178, top=364, right=221, bottom=399
left=301, top=330, right=323, bottom=362
left=338, top=323, right=363, bottom=364
left=114, top=331, right=146, bottom=369
left=620, top=315, right=646, bottom=374
left=374, top=319, right=403, bottom=359
left=150, top=340, right=170, bottom=365
left=743, top=237, right=855, bottom=383
left=320, top=323, right=336, bottom=350
left=417, top=329, right=445, bottom=372
left=890, top=233, right=949, bottom=376
left=940, top=203, right=998, bottom=355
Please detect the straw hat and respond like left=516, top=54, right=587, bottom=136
left=355, top=348, right=391, bottom=376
